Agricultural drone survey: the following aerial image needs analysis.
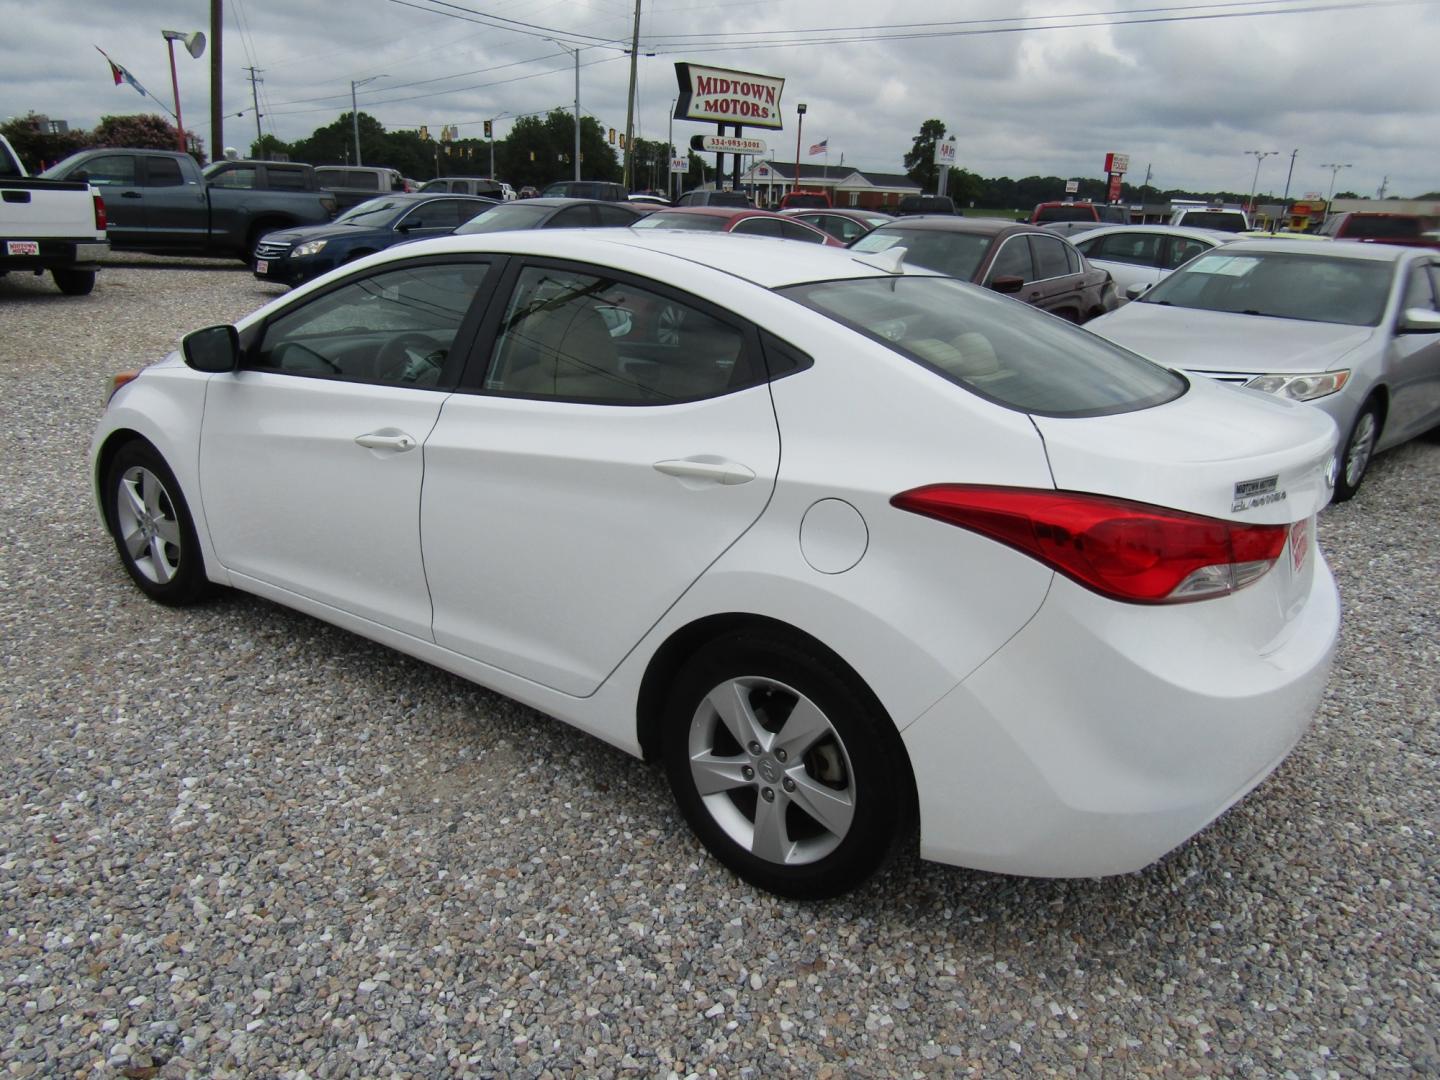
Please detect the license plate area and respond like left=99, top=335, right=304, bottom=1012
left=6, top=240, right=40, bottom=256
left=255, top=259, right=269, bottom=274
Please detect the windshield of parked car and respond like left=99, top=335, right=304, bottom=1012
left=851, top=228, right=992, bottom=281
left=1140, top=251, right=1393, bottom=326
left=454, top=203, right=551, bottom=233
left=631, top=212, right=730, bottom=232
left=334, top=199, right=406, bottom=226
left=783, top=276, right=1185, bottom=417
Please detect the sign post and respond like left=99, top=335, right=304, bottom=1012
left=1103, top=152, right=1129, bottom=204
left=933, top=136, right=957, bottom=197
left=674, top=63, right=785, bottom=200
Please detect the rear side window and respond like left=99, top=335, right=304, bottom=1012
left=349, top=171, right=380, bottom=190
left=145, top=157, right=185, bottom=187
left=782, top=276, right=1185, bottom=418
left=1090, top=232, right=1162, bottom=266
left=1031, top=236, right=1071, bottom=279
left=267, top=167, right=310, bottom=191
left=1343, top=216, right=1422, bottom=239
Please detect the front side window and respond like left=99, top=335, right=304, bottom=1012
left=252, top=261, right=491, bottom=386
left=1163, top=236, right=1213, bottom=270
left=1141, top=252, right=1394, bottom=326
left=484, top=265, right=753, bottom=404
left=1401, top=265, right=1438, bottom=311
left=986, top=236, right=1035, bottom=283
left=399, top=200, right=466, bottom=231
left=782, top=276, right=1185, bottom=418
left=79, top=155, right=137, bottom=186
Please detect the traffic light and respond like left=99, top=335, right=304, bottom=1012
left=484, top=120, right=493, bottom=139
left=609, top=127, right=616, bottom=144
left=419, top=124, right=429, bottom=140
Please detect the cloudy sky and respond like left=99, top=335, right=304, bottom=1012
left=4, top=0, right=1438, bottom=198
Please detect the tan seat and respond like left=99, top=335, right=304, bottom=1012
left=499, top=300, right=632, bottom=400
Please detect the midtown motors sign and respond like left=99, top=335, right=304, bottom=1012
left=675, top=63, right=785, bottom=130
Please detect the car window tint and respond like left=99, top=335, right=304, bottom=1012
left=209, top=166, right=258, bottom=189
left=349, top=171, right=380, bottom=190
left=253, top=261, right=490, bottom=386
left=733, top=218, right=783, bottom=238
left=401, top=200, right=464, bottom=230
left=593, top=204, right=639, bottom=227
left=783, top=276, right=1184, bottom=418
left=986, top=236, right=1035, bottom=283
left=1401, top=265, right=1438, bottom=311
left=855, top=228, right=991, bottom=280
left=1429, top=266, right=1440, bottom=308
left=1064, top=241, right=1081, bottom=274
left=145, top=157, right=185, bottom=187
left=632, top=212, right=728, bottom=232
left=779, top=220, right=826, bottom=243
left=548, top=206, right=595, bottom=228
left=1094, top=232, right=1162, bottom=266
left=484, top=266, right=754, bottom=404
left=1031, top=236, right=1071, bottom=279
left=79, top=155, right=137, bottom=186
left=267, top=167, right=309, bottom=191
left=1163, top=236, right=1213, bottom=270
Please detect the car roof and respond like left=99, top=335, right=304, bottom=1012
left=1221, top=238, right=1418, bottom=261
left=650, top=206, right=770, bottom=219
left=873, top=217, right=1029, bottom=237
left=364, top=192, right=496, bottom=206
left=519, top=197, right=629, bottom=208
left=374, top=228, right=944, bottom=290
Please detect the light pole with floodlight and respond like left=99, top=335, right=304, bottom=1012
left=1244, top=149, right=1279, bottom=223
left=1319, top=162, right=1352, bottom=225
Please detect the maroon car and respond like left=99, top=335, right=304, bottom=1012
left=630, top=206, right=843, bottom=246
left=849, top=217, right=1117, bottom=322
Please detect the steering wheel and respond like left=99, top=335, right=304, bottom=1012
left=376, top=333, right=446, bottom=384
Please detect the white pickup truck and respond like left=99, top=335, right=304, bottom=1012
left=1, top=133, right=109, bottom=295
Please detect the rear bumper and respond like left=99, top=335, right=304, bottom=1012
left=903, top=554, right=1340, bottom=877
left=2, top=237, right=108, bottom=270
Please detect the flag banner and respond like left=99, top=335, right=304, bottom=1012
left=95, top=46, right=148, bottom=98
left=809, top=139, right=828, bottom=156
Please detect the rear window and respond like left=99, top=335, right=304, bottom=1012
left=782, top=276, right=1185, bottom=418
left=1034, top=205, right=1097, bottom=223
left=852, top=227, right=991, bottom=281
left=1341, top=216, right=1424, bottom=239
left=784, top=194, right=829, bottom=208
left=1177, top=211, right=1247, bottom=232
left=632, top=212, right=729, bottom=232
left=454, top=203, right=551, bottom=233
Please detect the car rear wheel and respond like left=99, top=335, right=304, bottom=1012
left=52, top=268, right=96, bottom=295
left=103, top=441, right=212, bottom=605
left=661, top=630, right=913, bottom=899
left=1334, top=400, right=1381, bottom=503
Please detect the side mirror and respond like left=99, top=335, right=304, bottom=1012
left=1399, top=307, right=1440, bottom=334
left=182, top=324, right=240, bottom=372
left=990, top=275, right=1025, bottom=295
left=1125, top=282, right=1151, bottom=300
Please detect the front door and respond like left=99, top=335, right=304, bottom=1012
left=421, top=260, right=782, bottom=695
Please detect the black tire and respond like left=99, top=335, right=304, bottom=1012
left=52, top=268, right=96, bottom=296
left=1333, top=400, right=1381, bottom=503
left=102, top=441, right=212, bottom=605
left=661, top=630, right=913, bottom=900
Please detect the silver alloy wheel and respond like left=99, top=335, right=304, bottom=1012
left=1345, top=410, right=1378, bottom=489
left=116, top=465, right=183, bottom=585
left=686, top=675, right=856, bottom=866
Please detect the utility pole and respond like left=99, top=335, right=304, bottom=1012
left=245, top=66, right=263, bottom=151
left=622, top=0, right=642, bottom=191
left=350, top=75, right=386, bottom=167
left=210, top=0, right=223, bottom=159
left=1279, top=148, right=1299, bottom=228
left=1377, top=175, right=1389, bottom=199
left=793, top=103, right=806, bottom=202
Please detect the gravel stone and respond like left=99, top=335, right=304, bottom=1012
left=1, top=255, right=1437, bottom=1077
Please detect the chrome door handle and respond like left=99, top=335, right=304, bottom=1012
left=354, top=432, right=416, bottom=452
left=653, top=458, right=755, bottom=486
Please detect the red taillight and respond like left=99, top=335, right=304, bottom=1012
left=93, top=193, right=107, bottom=232
left=891, top=485, right=1289, bottom=604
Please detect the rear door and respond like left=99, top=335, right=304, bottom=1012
left=421, top=259, right=782, bottom=695
left=138, top=155, right=208, bottom=247
left=1026, top=234, right=1087, bottom=315
left=1384, top=258, right=1440, bottom=441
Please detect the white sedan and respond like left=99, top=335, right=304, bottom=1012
left=1072, top=225, right=1238, bottom=292
left=92, top=230, right=1340, bottom=899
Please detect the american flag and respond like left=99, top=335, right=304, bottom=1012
left=809, top=139, right=828, bottom=156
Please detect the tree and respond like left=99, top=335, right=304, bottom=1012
left=91, top=113, right=204, bottom=162
left=498, top=110, right=618, bottom=189
left=903, top=119, right=948, bottom=193
left=0, top=112, right=88, bottom=171
left=248, top=133, right=293, bottom=160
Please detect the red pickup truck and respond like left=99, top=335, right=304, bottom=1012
left=1319, top=211, right=1440, bottom=249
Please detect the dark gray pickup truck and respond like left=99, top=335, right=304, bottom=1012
left=40, top=150, right=336, bottom=260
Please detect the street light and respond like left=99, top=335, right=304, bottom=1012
left=546, top=40, right=582, bottom=182
left=161, top=30, right=206, bottom=154
left=1319, top=162, right=1353, bottom=224
left=1244, top=149, right=1279, bottom=221
left=350, top=75, right=387, bottom=166
left=793, top=103, right=807, bottom=202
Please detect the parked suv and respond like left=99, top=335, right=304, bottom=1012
left=674, top=189, right=752, bottom=208
left=1167, top=206, right=1249, bottom=232
left=1319, top=211, right=1440, bottom=249
left=421, top=176, right=506, bottom=200
left=1031, top=201, right=1129, bottom=225
left=314, top=166, right=406, bottom=212
left=540, top=180, right=627, bottom=202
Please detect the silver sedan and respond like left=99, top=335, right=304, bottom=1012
left=1073, top=225, right=1238, bottom=293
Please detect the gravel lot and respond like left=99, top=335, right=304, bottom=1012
left=2, top=257, right=1436, bottom=1079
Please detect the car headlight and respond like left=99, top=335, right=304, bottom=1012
left=1244, top=370, right=1350, bottom=401
left=291, top=239, right=327, bottom=258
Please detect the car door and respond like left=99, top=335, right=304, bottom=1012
left=1025, top=233, right=1087, bottom=315
left=1076, top=230, right=1165, bottom=290
left=1384, top=259, right=1440, bottom=441
left=70, top=153, right=145, bottom=241
left=394, top=199, right=468, bottom=241
left=420, top=259, right=782, bottom=696
left=139, top=154, right=209, bottom=247
left=198, top=257, right=499, bottom=639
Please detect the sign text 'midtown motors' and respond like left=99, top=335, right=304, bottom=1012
left=674, top=63, right=786, bottom=131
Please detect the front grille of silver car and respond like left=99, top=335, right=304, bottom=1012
left=1184, top=367, right=1257, bottom=387
left=255, top=241, right=290, bottom=260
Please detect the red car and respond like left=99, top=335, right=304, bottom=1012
left=630, top=206, right=843, bottom=246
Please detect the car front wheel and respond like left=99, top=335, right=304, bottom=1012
left=1334, top=400, right=1381, bottom=503
left=662, top=630, right=913, bottom=899
left=103, top=441, right=212, bottom=605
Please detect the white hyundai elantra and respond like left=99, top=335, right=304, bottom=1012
left=93, top=230, right=1341, bottom=898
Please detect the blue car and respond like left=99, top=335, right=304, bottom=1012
left=253, top=193, right=496, bottom=286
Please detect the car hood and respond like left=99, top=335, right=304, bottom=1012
left=1086, top=303, right=1375, bottom=374
left=261, top=222, right=382, bottom=247
left=1033, top=372, right=1337, bottom=524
